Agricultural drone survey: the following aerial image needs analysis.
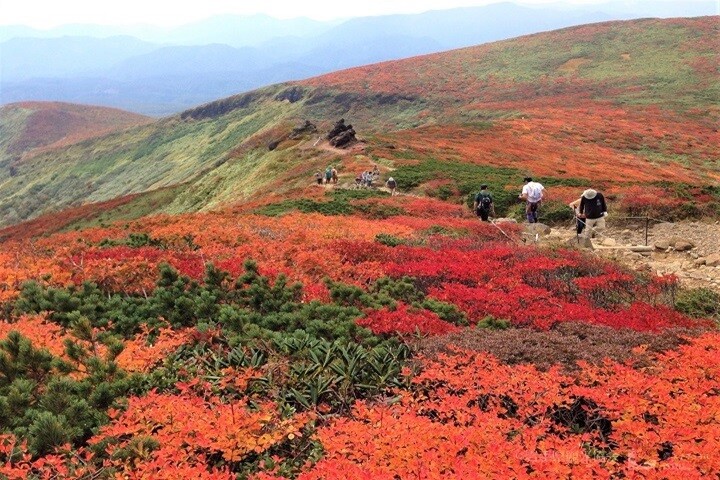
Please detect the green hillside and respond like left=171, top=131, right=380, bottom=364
left=0, top=17, right=717, bottom=228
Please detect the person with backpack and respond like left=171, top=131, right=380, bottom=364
left=331, top=167, right=338, bottom=184
left=519, top=177, right=545, bottom=223
left=325, top=167, right=333, bottom=184
left=474, top=184, right=496, bottom=222
left=386, top=177, right=397, bottom=196
left=577, top=188, right=607, bottom=239
left=314, top=171, right=323, bottom=185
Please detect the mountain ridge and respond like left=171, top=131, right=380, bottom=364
left=0, top=17, right=717, bottom=230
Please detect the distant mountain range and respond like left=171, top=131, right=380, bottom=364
left=1, top=1, right=717, bottom=115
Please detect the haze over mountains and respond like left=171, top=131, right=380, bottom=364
left=1, top=1, right=716, bottom=115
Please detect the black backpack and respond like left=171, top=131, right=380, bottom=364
left=477, top=192, right=492, bottom=210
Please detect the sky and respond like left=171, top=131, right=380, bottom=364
left=0, top=0, right=711, bottom=28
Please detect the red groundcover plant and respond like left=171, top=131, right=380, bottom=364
left=358, top=302, right=460, bottom=336
left=261, top=333, right=720, bottom=480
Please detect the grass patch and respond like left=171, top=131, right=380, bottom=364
left=256, top=189, right=395, bottom=217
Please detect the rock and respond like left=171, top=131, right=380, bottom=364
left=268, top=140, right=280, bottom=151
left=494, top=218, right=517, bottom=223
left=674, top=241, right=694, bottom=252
left=601, top=237, right=617, bottom=247
left=690, top=253, right=699, bottom=259
left=706, top=254, right=720, bottom=267
left=289, top=120, right=317, bottom=139
left=629, top=245, right=654, bottom=252
left=654, top=240, right=670, bottom=250
left=694, top=258, right=707, bottom=267
left=622, top=229, right=631, bottom=236
left=568, top=236, right=594, bottom=249
left=526, top=223, right=552, bottom=236
left=326, top=119, right=357, bottom=148
left=330, top=128, right=357, bottom=148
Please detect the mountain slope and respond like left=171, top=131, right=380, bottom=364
left=0, top=101, right=152, bottom=164
left=0, top=17, right=717, bottom=230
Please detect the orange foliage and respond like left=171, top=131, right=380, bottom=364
left=91, top=392, right=309, bottom=477
left=115, top=325, right=193, bottom=373
left=299, top=333, right=720, bottom=479
left=0, top=313, right=66, bottom=357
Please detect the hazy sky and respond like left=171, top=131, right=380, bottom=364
left=0, top=0, right=710, bottom=28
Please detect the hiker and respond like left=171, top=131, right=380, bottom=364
left=325, top=167, right=333, bottom=184
left=314, top=171, right=323, bottom=185
left=577, top=188, right=607, bottom=239
left=364, top=171, right=373, bottom=187
left=355, top=173, right=363, bottom=189
left=331, top=167, right=338, bottom=184
left=473, top=184, right=496, bottom=222
left=372, top=164, right=380, bottom=179
left=386, top=177, right=397, bottom=196
left=519, top=177, right=545, bottom=223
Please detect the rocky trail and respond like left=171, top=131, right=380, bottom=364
left=536, top=219, right=720, bottom=291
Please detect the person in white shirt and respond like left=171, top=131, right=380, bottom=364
left=519, top=177, right=545, bottom=223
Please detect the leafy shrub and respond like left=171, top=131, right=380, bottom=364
left=675, top=287, right=720, bottom=322
left=375, top=233, right=406, bottom=246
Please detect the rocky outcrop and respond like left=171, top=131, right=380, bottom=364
left=327, top=119, right=356, bottom=148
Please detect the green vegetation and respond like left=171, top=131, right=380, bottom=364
left=675, top=287, right=720, bottom=324
left=0, top=331, right=134, bottom=456
left=256, top=189, right=400, bottom=218
left=12, top=261, right=417, bottom=419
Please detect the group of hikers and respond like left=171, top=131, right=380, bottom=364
left=314, top=164, right=398, bottom=196
left=474, top=177, right=607, bottom=240
left=313, top=167, right=606, bottom=239
left=315, top=166, right=339, bottom=185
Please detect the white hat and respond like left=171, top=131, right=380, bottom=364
left=388, top=177, right=394, bottom=181
left=582, top=189, right=597, bottom=199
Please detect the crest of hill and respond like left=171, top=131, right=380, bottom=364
left=0, top=17, right=717, bottom=231
left=294, top=16, right=719, bottom=115
left=0, top=101, right=153, bottom=161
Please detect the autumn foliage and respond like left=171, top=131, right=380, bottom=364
left=2, top=16, right=720, bottom=479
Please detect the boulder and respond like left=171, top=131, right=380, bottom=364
left=654, top=240, right=670, bottom=250
left=674, top=240, right=694, bottom=252
left=526, top=223, right=551, bottom=236
left=327, top=119, right=357, bottom=148
left=601, top=237, right=617, bottom=247
left=705, top=253, right=720, bottom=267
left=330, top=128, right=357, bottom=148
left=694, top=258, right=707, bottom=267
left=567, top=236, right=593, bottom=249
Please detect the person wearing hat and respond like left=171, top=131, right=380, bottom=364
left=386, top=177, right=397, bottom=196
left=519, top=177, right=545, bottom=223
left=578, top=188, right=607, bottom=239
left=474, top=184, right=496, bottom=222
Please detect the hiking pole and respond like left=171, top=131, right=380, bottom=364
left=489, top=219, right=521, bottom=245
